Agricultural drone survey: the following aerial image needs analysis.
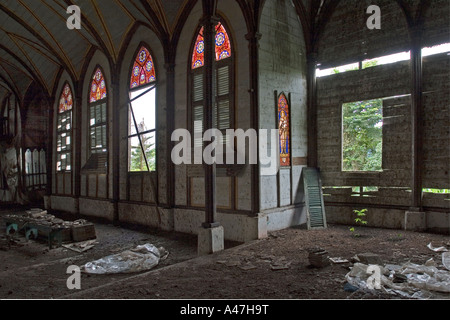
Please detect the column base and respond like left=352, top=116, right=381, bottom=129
left=198, top=225, right=224, bottom=256
left=405, top=210, right=426, bottom=232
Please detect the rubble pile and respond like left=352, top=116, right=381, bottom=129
left=4, top=208, right=96, bottom=243
left=341, top=248, right=450, bottom=299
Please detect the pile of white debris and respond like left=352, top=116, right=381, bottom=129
left=345, top=245, right=450, bottom=299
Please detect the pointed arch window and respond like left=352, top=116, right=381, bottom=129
left=190, top=20, right=234, bottom=151
left=192, top=22, right=232, bottom=69
left=56, top=83, right=73, bottom=172
left=128, top=46, right=157, bottom=172
left=278, top=93, right=291, bottom=167
left=89, top=68, right=107, bottom=155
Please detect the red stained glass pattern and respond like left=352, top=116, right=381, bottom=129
left=192, top=22, right=232, bottom=69
left=215, top=23, right=231, bottom=61
left=278, top=93, right=291, bottom=167
left=90, top=68, right=107, bottom=103
left=130, top=47, right=156, bottom=89
left=59, top=83, right=73, bottom=113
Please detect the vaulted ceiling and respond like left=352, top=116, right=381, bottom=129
left=0, top=0, right=435, bottom=103
left=0, top=0, right=195, bottom=101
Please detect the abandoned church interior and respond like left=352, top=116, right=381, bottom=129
left=0, top=0, right=449, bottom=301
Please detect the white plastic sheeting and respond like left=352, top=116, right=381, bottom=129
left=83, top=244, right=168, bottom=274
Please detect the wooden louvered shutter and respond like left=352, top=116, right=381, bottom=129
left=302, top=168, right=327, bottom=230
left=216, top=65, right=230, bottom=148
left=192, top=72, right=204, bottom=148
left=191, top=64, right=232, bottom=148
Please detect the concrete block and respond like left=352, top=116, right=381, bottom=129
left=404, top=211, right=426, bottom=232
left=198, top=226, right=224, bottom=256
left=357, top=253, right=383, bottom=265
left=159, top=207, right=174, bottom=231
left=43, top=195, right=51, bottom=210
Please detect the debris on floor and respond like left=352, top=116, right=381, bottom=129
left=62, top=240, right=97, bottom=253
left=345, top=260, right=450, bottom=299
left=308, top=247, right=331, bottom=268
left=3, top=209, right=96, bottom=246
left=356, top=252, right=383, bottom=265
left=427, top=242, right=449, bottom=252
left=83, top=243, right=169, bottom=274
left=443, top=252, right=450, bottom=271
left=329, top=257, right=349, bottom=264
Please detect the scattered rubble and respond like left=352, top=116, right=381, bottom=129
left=3, top=209, right=96, bottom=245
left=427, top=242, right=449, bottom=252
left=307, top=248, right=331, bottom=268
left=329, top=257, right=349, bottom=264
left=62, top=240, right=97, bottom=253
left=344, top=251, right=450, bottom=299
left=356, top=252, right=383, bottom=265
left=443, top=252, right=450, bottom=271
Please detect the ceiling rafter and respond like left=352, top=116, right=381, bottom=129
left=0, top=64, right=21, bottom=96
left=312, top=0, right=341, bottom=52
left=62, top=0, right=112, bottom=67
left=5, top=32, right=61, bottom=66
left=45, top=0, right=94, bottom=45
left=7, top=34, right=49, bottom=92
left=139, top=0, right=170, bottom=44
left=91, top=0, right=117, bottom=61
left=0, top=57, right=33, bottom=81
left=0, top=43, right=46, bottom=99
left=153, top=0, right=171, bottom=35
left=0, top=2, right=77, bottom=89
left=169, top=0, right=198, bottom=63
left=16, top=0, right=77, bottom=78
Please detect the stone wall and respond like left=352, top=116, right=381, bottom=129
left=258, top=0, right=308, bottom=216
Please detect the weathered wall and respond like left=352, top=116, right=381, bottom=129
left=173, top=0, right=253, bottom=215
left=81, top=50, right=112, bottom=201
left=422, top=53, right=450, bottom=209
left=315, top=1, right=450, bottom=233
left=258, top=0, right=308, bottom=219
left=317, top=62, right=412, bottom=207
left=317, top=0, right=410, bottom=69
left=118, top=23, right=166, bottom=208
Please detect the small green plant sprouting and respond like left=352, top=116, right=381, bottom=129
left=350, top=209, right=368, bottom=237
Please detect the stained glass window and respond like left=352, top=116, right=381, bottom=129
left=57, top=83, right=72, bottom=172
left=59, top=83, right=73, bottom=113
left=130, top=46, right=156, bottom=90
left=191, top=22, right=232, bottom=69
left=90, top=68, right=107, bottom=103
left=89, top=68, right=107, bottom=156
left=278, top=93, right=291, bottom=167
left=128, top=45, right=157, bottom=172
left=190, top=20, right=234, bottom=160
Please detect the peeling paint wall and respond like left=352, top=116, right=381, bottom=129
left=315, top=1, right=450, bottom=233
left=258, top=0, right=308, bottom=216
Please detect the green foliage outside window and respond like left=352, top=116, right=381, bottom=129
left=342, top=99, right=383, bottom=172
left=130, top=133, right=156, bottom=172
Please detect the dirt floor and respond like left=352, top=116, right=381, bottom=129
left=0, top=205, right=449, bottom=301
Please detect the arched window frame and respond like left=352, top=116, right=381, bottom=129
left=127, top=44, right=158, bottom=172
left=56, top=82, right=73, bottom=172
left=88, top=67, right=108, bottom=156
left=189, top=19, right=235, bottom=155
left=277, top=92, right=291, bottom=167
